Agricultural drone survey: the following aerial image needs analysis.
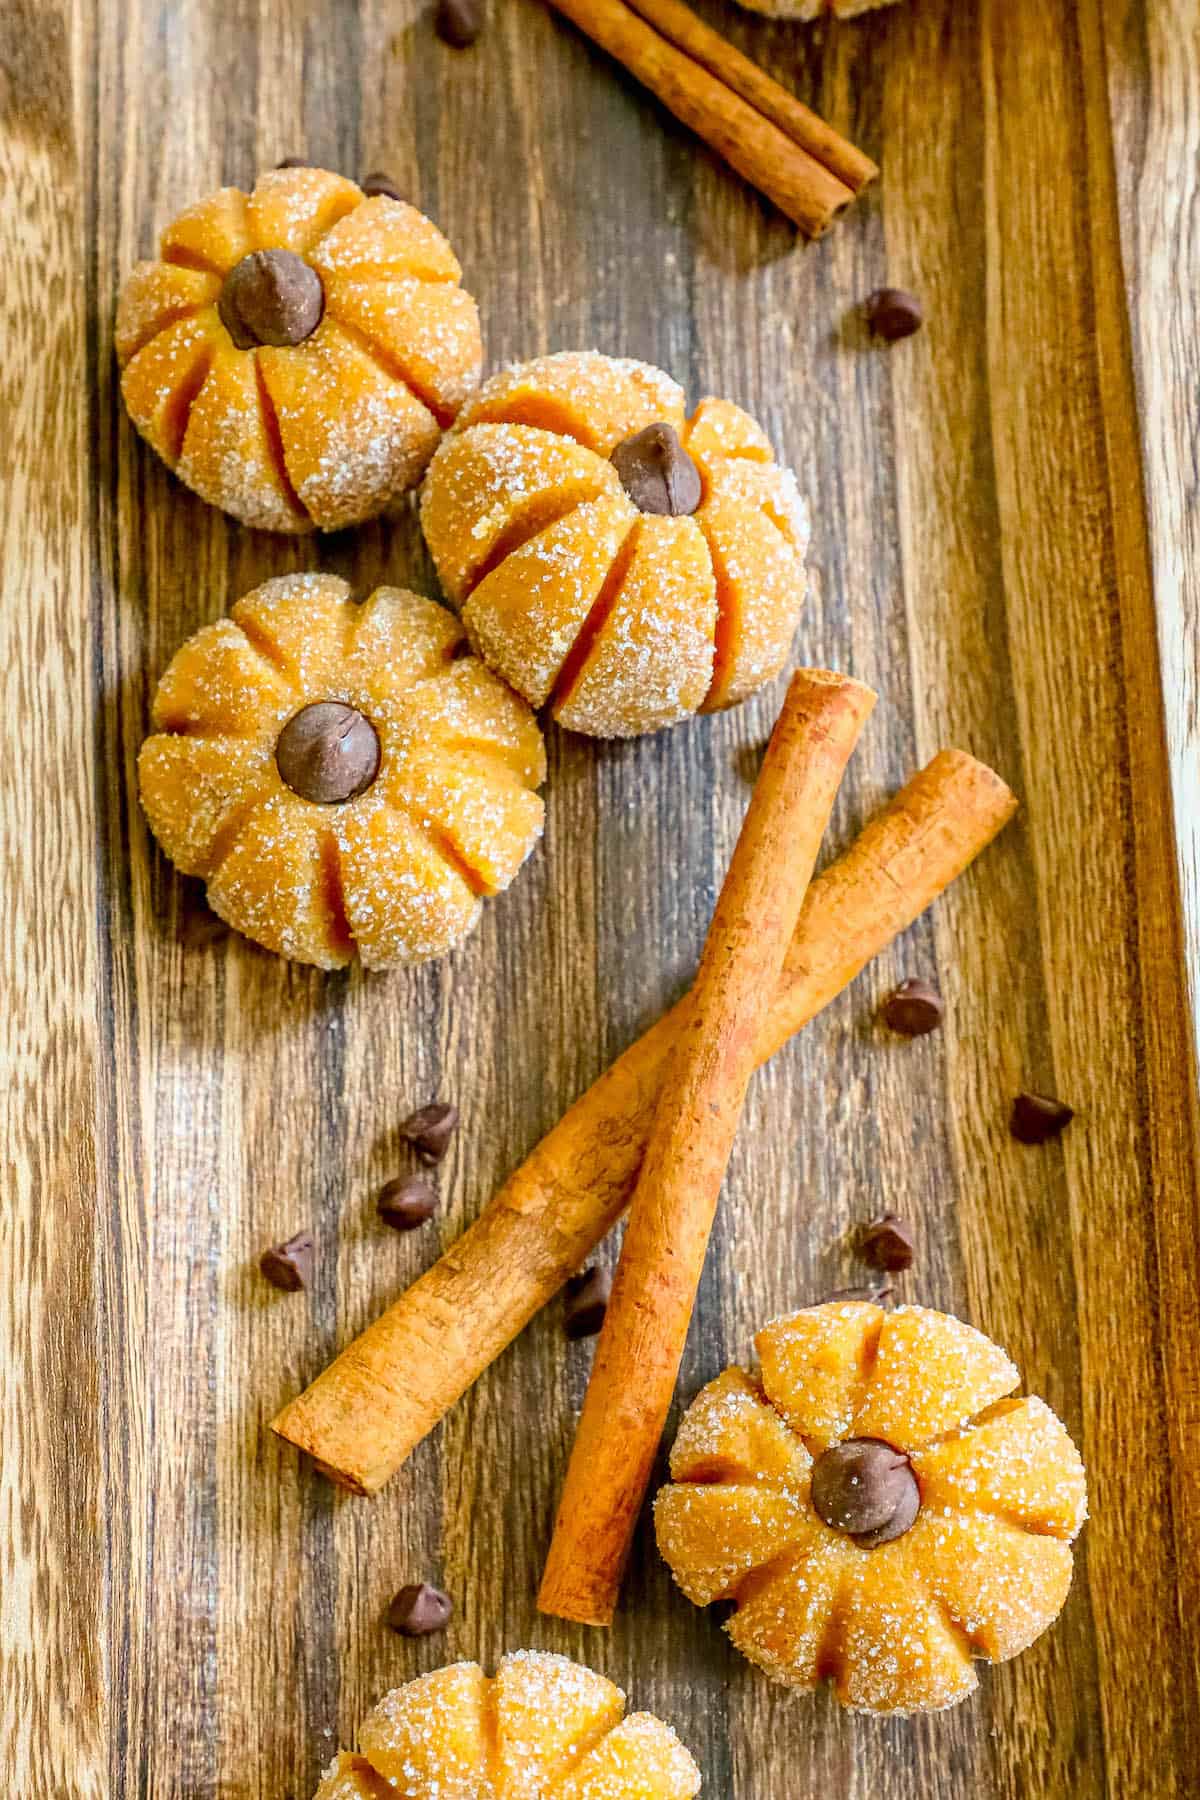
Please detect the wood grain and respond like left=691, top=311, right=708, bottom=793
left=2, top=0, right=1198, bottom=1794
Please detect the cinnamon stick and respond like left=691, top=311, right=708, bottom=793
left=622, top=0, right=878, bottom=193
left=271, top=748, right=1016, bottom=1494
left=538, top=671, right=872, bottom=1624
left=544, top=0, right=864, bottom=236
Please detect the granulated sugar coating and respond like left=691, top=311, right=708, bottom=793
left=115, top=167, right=482, bottom=531
left=420, top=352, right=811, bottom=738
left=735, top=0, right=900, bottom=18
left=655, top=1302, right=1087, bottom=1715
left=315, top=1651, right=701, bottom=1798
left=138, top=575, right=546, bottom=969
left=455, top=351, right=686, bottom=452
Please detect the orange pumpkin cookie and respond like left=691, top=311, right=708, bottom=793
left=655, top=1302, right=1087, bottom=1715
left=419, top=351, right=809, bottom=737
left=116, top=166, right=482, bottom=531
left=314, top=1651, right=702, bottom=1798
left=735, top=0, right=899, bottom=17
left=138, top=574, right=545, bottom=969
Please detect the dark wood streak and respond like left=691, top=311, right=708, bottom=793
left=878, top=4, right=1108, bottom=1793
left=2, top=0, right=1199, bottom=1793
left=83, top=1, right=143, bottom=1790
left=1088, top=0, right=1200, bottom=1749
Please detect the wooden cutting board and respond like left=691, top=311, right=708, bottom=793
left=4, top=0, right=1199, bottom=1793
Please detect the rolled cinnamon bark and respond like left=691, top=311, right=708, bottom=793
left=539, top=670, right=874, bottom=1625
left=623, top=0, right=878, bottom=193
left=272, top=748, right=1016, bottom=1494
left=544, top=0, right=860, bottom=236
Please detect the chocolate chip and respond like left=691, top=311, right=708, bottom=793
left=386, top=1582, right=453, bottom=1636
left=362, top=171, right=405, bottom=201
left=824, top=1282, right=894, bottom=1305
left=810, top=1439, right=920, bottom=1546
left=275, top=156, right=311, bottom=169
left=259, top=1231, right=314, bottom=1292
left=378, top=1174, right=437, bottom=1232
left=1011, top=1091, right=1074, bottom=1144
left=864, top=287, right=923, bottom=342
left=399, top=1101, right=459, bottom=1164
left=218, top=249, right=325, bottom=350
left=881, top=977, right=943, bottom=1036
left=611, top=423, right=703, bottom=516
left=858, top=1214, right=915, bottom=1273
left=436, top=0, right=484, bottom=47
left=275, top=703, right=381, bottom=805
left=564, top=1266, right=611, bottom=1340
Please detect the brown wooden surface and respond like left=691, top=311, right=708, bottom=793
left=3, top=0, right=1199, bottom=1794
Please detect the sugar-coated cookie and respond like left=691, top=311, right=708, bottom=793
left=655, top=1303, right=1087, bottom=1714
left=116, top=167, right=481, bottom=531
left=139, top=575, right=545, bottom=969
left=421, top=351, right=809, bottom=738
left=314, top=1652, right=702, bottom=1798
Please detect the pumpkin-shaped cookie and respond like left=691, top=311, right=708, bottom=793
left=314, top=1651, right=702, bottom=1798
left=655, top=1303, right=1087, bottom=1715
left=420, top=351, right=809, bottom=737
left=736, top=0, right=898, bottom=17
left=116, top=167, right=482, bottom=531
left=138, top=575, right=545, bottom=969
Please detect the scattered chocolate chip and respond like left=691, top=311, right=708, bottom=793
left=218, top=248, right=325, bottom=350
left=564, top=1266, right=611, bottom=1340
left=810, top=1439, right=920, bottom=1546
left=259, top=1231, right=315, bottom=1292
left=611, top=423, right=703, bottom=517
left=864, top=287, right=923, bottom=342
left=362, top=171, right=405, bottom=201
left=881, top=977, right=943, bottom=1036
left=436, top=0, right=484, bottom=47
left=378, top=1174, right=438, bottom=1232
left=399, top=1101, right=459, bottom=1164
left=1010, top=1091, right=1074, bottom=1145
left=275, top=702, right=381, bottom=804
left=858, top=1213, right=915, bottom=1273
left=275, top=156, right=311, bottom=169
left=386, top=1582, right=453, bottom=1636
left=824, top=1282, right=894, bottom=1305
